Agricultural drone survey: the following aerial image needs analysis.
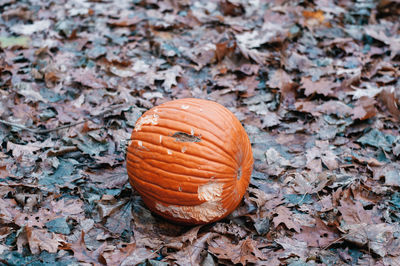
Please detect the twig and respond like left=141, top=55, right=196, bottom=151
left=0, top=119, right=85, bottom=134
left=322, top=229, right=359, bottom=250
left=136, top=245, right=163, bottom=264
left=297, top=192, right=308, bottom=205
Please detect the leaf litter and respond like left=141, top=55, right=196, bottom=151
left=0, top=0, right=400, bottom=265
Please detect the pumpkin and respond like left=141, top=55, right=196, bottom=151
left=126, top=98, right=253, bottom=224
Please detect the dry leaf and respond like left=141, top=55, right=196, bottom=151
left=294, top=218, right=339, bottom=248
left=272, top=206, right=301, bottom=232
left=62, top=231, right=106, bottom=266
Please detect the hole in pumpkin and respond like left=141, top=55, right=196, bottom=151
left=237, top=167, right=242, bottom=180
left=172, top=132, right=201, bottom=142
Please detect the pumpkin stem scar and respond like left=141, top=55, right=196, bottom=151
left=172, top=132, right=202, bottom=142
left=237, top=167, right=242, bottom=180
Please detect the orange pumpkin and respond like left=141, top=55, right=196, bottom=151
left=126, top=98, right=253, bottom=224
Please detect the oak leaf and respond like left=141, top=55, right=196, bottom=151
left=272, top=206, right=301, bottom=232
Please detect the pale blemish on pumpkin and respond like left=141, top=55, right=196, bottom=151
left=181, top=146, right=187, bottom=153
left=197, top=182, right=223, bottom=201
left=138, top=140, right=143, bottom=147
left=190, top=128, right=195, bottom=136
left=181, top=105, right=190, bottom=110
left=134, top=114, right=159, bottom=131
left=159, top=135, right=163, bottom=144
left=155, top=201, right=226, bottom=223
left=167, top=149, right=173, bottom=155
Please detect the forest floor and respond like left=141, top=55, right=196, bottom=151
left=1, top=0, right=400, bottom=265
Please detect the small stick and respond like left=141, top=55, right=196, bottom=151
left=297, top=192, right=308, bottom=205
left=0, top=119, right=85, bottom=134
left=322, top=229, right=360, bottom=250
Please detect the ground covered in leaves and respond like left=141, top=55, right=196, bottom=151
left=0, top=0, right=400, bottom=265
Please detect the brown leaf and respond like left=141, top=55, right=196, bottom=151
left=262, top=111, right=281, bottom=128
left=303, top=10, right=325, bottom=21
left=352, top=96, right=377, bottom=120
left=220, top=0, right=244, bottom=16
left=316, top=100, right=353, bottom=116
left=272, top=206, right=301, bottom=232
left=300, top=77, right=337, bottom=97
left=267, top=69, right=297, bottom=106
left=62, top=231, right=107, bottom=265
left=290, top=171, right=331, bottom=194
left=120, top=247, right=157, bottom=266
left=102, top=242, right=156, bottom=266
left=295, top=100, right=319, bottom=115
left=168, top=232, right=214, bottom=265
left=265, top=147, right=290, bottom=176
left=107, top=17, right=142, bottom=27
left=294, top=218, right=340, bottom=248
left=102, top=243, right=137, bottom=265
left=208, top=235, right=267, bottom=265
left=365, top=26, right=400, bottom=59
left=97, top=197, right=133, bottom=235
left=378, top=87, right=400, bottom=120
left=351, top=154, right=384, bottom=167
left=164, top=225, right=202, bottom=250
left=154, top=65, right=183, bottom=91
left=23, top=227, right=64, bottom=254
left=212, top=222, right=247, bottom=239
left=86, top=167, right=128, bottom=189
left=72, top=68, right=107, bottom=89
left=267, top=69, right=293, bottom=90
left=237, top=45, right=270, bottom=64
left=338, top=199, right=374, bottom=225
left=14, top=207, right=56, bottom=228
left=214, top=39, right=236, bottom=62
left=373, top=163, right=400, bottom=187
left=306, top=140, right=338, bottom=171
left=51, top=198, right=84, bottom=217
left=7, top=141, right=42, bottom=158
left=275, top=236, right=308, bottom=259
left=342, top=223, right=400, bottom=257
left=0, top=198, right=18, bottom=224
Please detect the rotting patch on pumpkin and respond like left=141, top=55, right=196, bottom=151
left=172, top=132, right=201, bottom=142
left=134, top=113, right=159, bottom=131
left=155, top=181, right=226, bottom=222
left=197, top=181, right=223, bottom=201
left=155, top=201, right=226, bottom=223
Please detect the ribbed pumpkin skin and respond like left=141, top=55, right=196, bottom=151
left=126, top=98, right=253, bottom=224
